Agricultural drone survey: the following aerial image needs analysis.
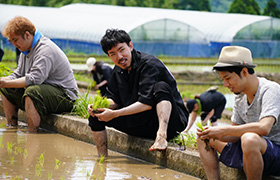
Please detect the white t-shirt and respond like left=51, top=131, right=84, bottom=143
left=232, top=77, right=280, bottom=145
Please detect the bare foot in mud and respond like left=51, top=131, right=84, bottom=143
left=149, top=136, right=168, bottom=151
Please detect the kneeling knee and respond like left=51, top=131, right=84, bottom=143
left=241, top=133, right=261, bottom=152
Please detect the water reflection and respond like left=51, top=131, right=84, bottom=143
left=0, top=117, right=199, bottom=180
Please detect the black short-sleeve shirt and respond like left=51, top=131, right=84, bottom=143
left=199, top=91, right=226, bottom=114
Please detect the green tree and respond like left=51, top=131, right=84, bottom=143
left=199, top=0, right=211, bottom=11
left=263, top=0, right=280, bottom=18
left=228, top=0, right=260, bottom=15
left=175, top=0, right=210, bottom=11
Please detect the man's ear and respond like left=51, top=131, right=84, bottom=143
left=129, top=41, right=133, bottom=50
left=241, top=67, right=249, bottom=77
left=24, top=31, right=31, bottom=40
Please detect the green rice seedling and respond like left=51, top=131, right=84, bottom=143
left=7, top=142, right=15, bottom=154
left=39, top=153, right=45, bottom=167
left=23, top=149, right=28, bottom=159
left=86, top=170, right=91, bottom=179
left=0, top=63, right=13, bottom=77
left=55, top=158, right=60, bottom=170
left=196, top=121, right=210, bottom=151
left=14, top=147, right=23, bottom=155
left=99, top=163, right=104, bottom=173
left=195, top=121, right=205, bottom=131
left=183, top=132, right=197, bottom=149
left=35, top=153, right=45, bottom=178
left=35, top=163, right=43, bottom=178
left=48, top=173, right=53, bottom=180
left=99, top=155, right=105, bottom=164
left=18, top=147, right=23, bottom=154
left=171, top=132, right=197, bottom=150
left=10, top=156, right=14, bottom=165
left=13, top=147, right=19, bottom=155
left=71, top=82, right=95, bottom=118
left=90, top=92, right=110, bottom=114
left=93, top=175, right=102, bottom=180
left=60, top=176, right=65, bottom=180
left=0, top=123, right=6, bottom=128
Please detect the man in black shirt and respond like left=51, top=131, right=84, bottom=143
left=183, top=88, right=226, bottom=133
left=86, top=57, right=112, bottom=96
left=88, top=29, right=189, bottom=156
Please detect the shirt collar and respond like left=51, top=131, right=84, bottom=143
left=21, top=30, right=42, bottom=55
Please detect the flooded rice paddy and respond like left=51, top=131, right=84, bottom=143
left=70, top=64, right=213, bottom=73
left=0, top=116, right=199, bottom=180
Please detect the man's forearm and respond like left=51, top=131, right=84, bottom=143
left=114, top=101, right=152, bottom=117
left=0, top=77, right=26, bottom=88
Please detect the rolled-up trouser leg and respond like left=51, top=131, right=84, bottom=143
left=153, top=81, right=186, bottom=140
left=1, top=85, right=74, bottom=119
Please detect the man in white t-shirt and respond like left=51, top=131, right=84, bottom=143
left=197, top=46, right=280, bottom=180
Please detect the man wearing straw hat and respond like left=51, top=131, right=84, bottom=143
left=197, top=46, right=280, bottom=179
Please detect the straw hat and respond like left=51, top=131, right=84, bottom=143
left=214, top=46, right=256, bottom=68
left=86, top=57, right=96, bottom=72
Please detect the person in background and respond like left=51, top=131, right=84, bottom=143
left=183, top=87, right=226, bottom=133
left=86, top=57, right=112, bottom=96
left=87, top=29, right=189, bottom=156
left=197, top=46, right=280, bottom=180
left=0, top=16, right=78, bottom=132
left=16, top=47, right=20, bottom=65
left=0, top=48, right=3, bottom=62
left=0, top=37, right=4, bottom=62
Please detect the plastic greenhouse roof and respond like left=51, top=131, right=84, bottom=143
left=0, top=3, right=273, bottom=43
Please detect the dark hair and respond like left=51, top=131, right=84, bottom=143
left=213, top=66, right=254, bottom=77
left=100, top=29, right=131, bottom=54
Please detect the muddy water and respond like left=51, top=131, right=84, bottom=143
left=0, top=117, right=199, bottom=180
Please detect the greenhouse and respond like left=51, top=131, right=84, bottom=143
left=0, top=3, right=280, bottom=58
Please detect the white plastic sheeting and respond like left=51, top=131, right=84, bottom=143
left=0, top=3, right=274, bottom=43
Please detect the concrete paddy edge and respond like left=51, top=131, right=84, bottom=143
left=0, top=100, right=248, bottom=180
